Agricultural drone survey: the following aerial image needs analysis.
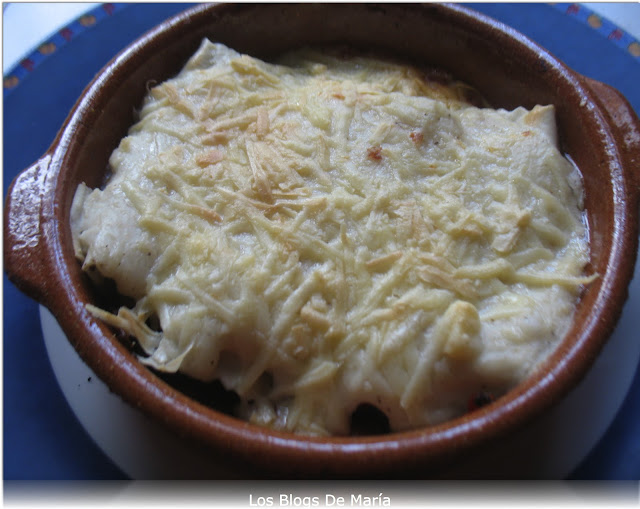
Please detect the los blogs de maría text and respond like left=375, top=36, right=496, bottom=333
left=249, top=493, right=391, bottom=507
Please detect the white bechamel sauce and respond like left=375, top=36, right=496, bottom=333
left=71, top=40, right=594, bottom=435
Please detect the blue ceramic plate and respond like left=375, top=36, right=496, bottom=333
left=3, top=3, right=639, bottom=480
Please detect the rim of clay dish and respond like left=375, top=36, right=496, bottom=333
left=5, top=3, right=640, bottom=477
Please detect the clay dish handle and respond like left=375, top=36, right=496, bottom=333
left=579, top=75, right=640, bottom=209
left=4, top=153, right=59, bottom=306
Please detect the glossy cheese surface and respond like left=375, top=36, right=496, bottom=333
left=71, top=40, right=593, bottom=435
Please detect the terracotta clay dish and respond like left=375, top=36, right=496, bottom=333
left=4, top=3, right=640, bottom=478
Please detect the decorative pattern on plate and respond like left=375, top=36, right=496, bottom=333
left=5, top=3, right=639, bottom=96
left=3, top=3, right=125, bottom=96
left=554, top=3, right=640, bottom=59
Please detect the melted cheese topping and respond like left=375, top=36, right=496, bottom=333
left=71, top=40, right=594, bottom=435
